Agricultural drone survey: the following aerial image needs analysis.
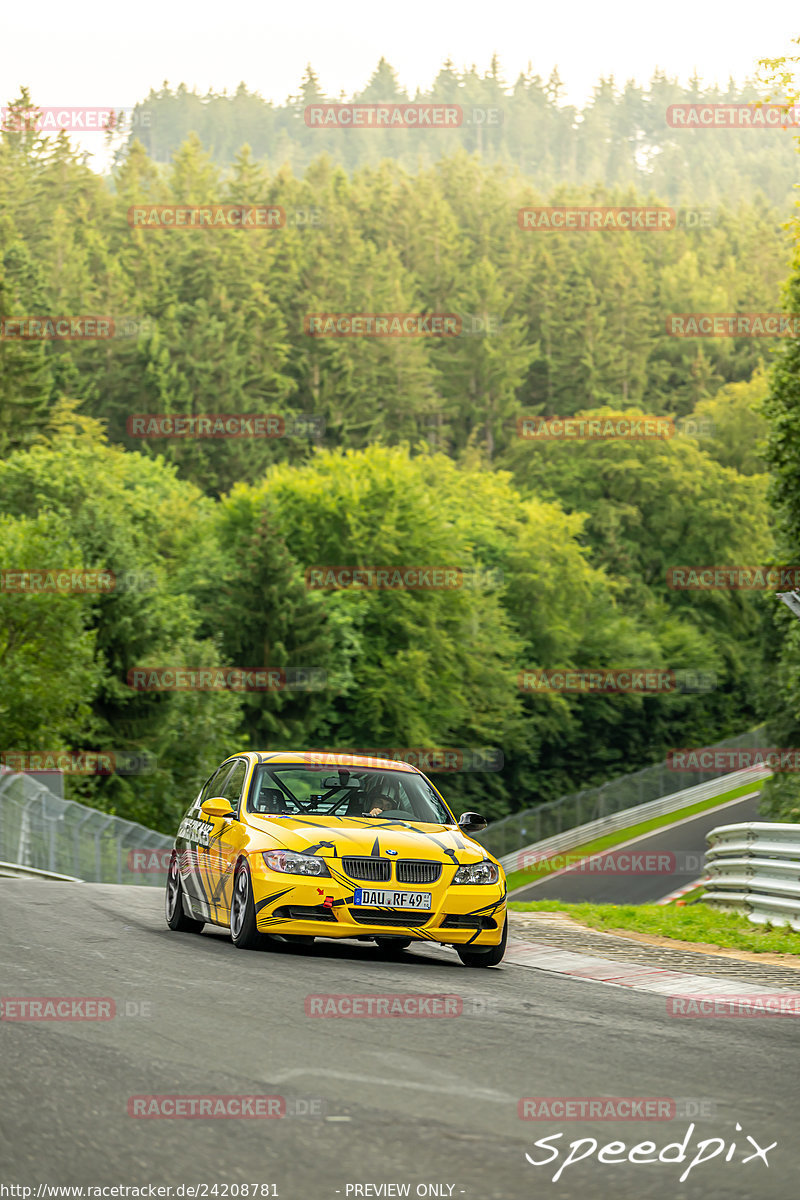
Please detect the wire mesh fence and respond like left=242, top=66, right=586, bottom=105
left=475, top=725, right=769, bottom=859
left=0, top=767, right=172, bottom=885
left=0, top=725, right=770, bottom=882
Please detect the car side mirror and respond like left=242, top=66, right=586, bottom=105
left=201, top=797, right=236, bottom=819
left=458, top=811, right=488, bottom=833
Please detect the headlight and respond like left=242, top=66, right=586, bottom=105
left=262, top=850, right=330, bottom=876
left=453, top=860, right=500, bottom=885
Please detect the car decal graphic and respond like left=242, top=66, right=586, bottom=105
left=254, top=886, right=296, bottom=916
left=304, top=840, right=338, bottom=855
left=421, top=833, right=460, bottom=865
left=325, top=864, right=357, bottom=891
left=458, top=890, right=507, bottom=942
left=370, top=836, right=380, bottom=857
left=177, top=816, right=214, bottom=847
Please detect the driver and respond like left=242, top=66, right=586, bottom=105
left=367, top=794, right=394, bottom=817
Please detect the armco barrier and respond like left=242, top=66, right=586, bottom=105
left=500, top=764, right=769, bottom=881
left=703, top=822, right=800, bottom=931
left=476, top=724, right=767, bottom=859
left=0, top=766, right=172, bottom=885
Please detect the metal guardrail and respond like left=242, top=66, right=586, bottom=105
left=500, top=764, right=769, bottom=877
left=477, top=725, right=768, bottom=859
left=0, top=766, right=173, bottom=885
left=0, top=860, right=84, bottom=882
left=703, top=822, right=800, bottom=931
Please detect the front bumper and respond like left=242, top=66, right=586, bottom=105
left=251, top=863, right=506, bottom=947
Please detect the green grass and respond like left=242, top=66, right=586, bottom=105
left=504, top=778, right=763, bottom=893
left=508, top=898, right=800, bottom=956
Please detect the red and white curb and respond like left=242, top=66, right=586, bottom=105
left=505, top=938, right=800, bottom=999
left=654, top=879, right=707, bottom=905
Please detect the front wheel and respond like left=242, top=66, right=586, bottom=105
left=230, top=860, right=266, bottom=950
left=165, top=853, right=205, bottom=933
left=456, top=916, right=507, bottom=968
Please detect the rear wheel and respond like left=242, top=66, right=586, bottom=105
left=456, top=916, right=507, bottom=968
left=230, top=860, right=266, bottom=950
left=165, top=853, right=205, bottom=934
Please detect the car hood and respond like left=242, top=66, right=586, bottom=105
left=246, top=814, right=488, bottom=864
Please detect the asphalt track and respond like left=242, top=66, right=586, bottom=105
left=511, top=793, right=762, bottom=905
left=0, top=879, right=797, bottom=1200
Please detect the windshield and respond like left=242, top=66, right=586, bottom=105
left=248, top=765, right=454, bottom=825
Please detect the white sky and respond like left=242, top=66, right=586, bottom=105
left=3, top=0, right=799, bottom=165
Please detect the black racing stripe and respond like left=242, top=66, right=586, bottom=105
left=413, top=830, right=462, bottom=864
left=462, top=895, right=506, bottom=917
left=370, top=836, right=380, bottom=857
left=305, top=840, right=337, bottom=855
left=255, top=886, right=295, bottom=915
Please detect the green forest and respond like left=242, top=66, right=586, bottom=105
left=122, top=60, right=800, bottom=209
left=1, top=75, right=798, bottom=834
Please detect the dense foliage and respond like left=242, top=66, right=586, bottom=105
left=0, top=88, right=782, bottom=831
left=123, top=62, right=800, bottom=209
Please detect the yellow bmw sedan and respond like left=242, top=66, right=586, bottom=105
left=165, top=750, right=507, bottom=967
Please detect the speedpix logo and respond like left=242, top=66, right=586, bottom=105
left=524, top=1121, right=776, bottom=1184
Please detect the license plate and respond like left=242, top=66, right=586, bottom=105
left=353, top=888, right=432, bottom=910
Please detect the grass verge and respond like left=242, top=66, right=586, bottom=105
left=508, top=898, right=800, bottom=956
left=504, top=778, right=763, bottom=893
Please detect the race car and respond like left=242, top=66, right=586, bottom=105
left=165, top=750, right=507, bottom=966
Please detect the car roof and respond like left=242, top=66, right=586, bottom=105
left=242, top=750, right=420, bottom=773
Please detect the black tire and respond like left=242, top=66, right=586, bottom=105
left=374, top=937, right=412, bottom=957
left=230, top=860, right=266, bottom=950
left=165, top=853, right=205, bottom=934
left=456, top=916, right=507, bottom=968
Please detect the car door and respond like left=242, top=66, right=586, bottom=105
left=180, top=762, right=233, bottom=917
left=203, top=757, right=250, bottom=924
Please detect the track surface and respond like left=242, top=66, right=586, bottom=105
left=511, top=793, right=761, bottom=904
left=0, top=879, right=795, bottom=1199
